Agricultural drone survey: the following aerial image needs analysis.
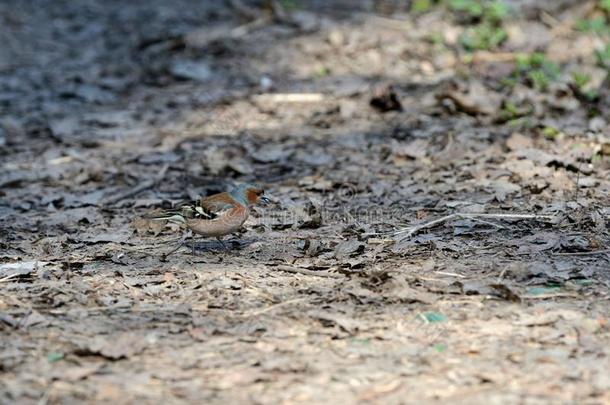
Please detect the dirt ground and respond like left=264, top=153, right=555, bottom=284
left=1, top=1, right=610, bottom=404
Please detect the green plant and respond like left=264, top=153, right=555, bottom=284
left=485, top=0, right=509, bottom=22
left=507, top=117, right=535, bottom=130
left=315, top=66, right=330, bottom=77
left=279, top=0, right=299, bottom=11
left=542, top=126, right=560, bottom=139
left=448, top=0, right=509, bottom=50
left=513, top=53, right=560, bottom=91
left=446, top=0, right=508, bottom=21
left=498, top=101, right=533, bottom=122
left=576, top=16, right=609, bottom=34
left=570, top=71, right=599, bottom=101
left=447, top=0, right=483, bottom=17
left=460, top=22, right=507, bottom=50
left=575, top=0, right=610, bottom=33
left=527, top=70, right=551, bottom=91
left=412, top=0, right=434, bottom=13
left=572, top=71, right=591, bottom=89
left=595, top=43, right=610, bottom=68
left=429, top=32, right=445, bottom=45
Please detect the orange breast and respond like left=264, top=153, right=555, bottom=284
left=186, top=206, right=248, bottom=237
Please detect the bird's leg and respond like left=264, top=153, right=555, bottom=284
left=164, top=229, right=191, bottom=258
left=216, top=236, right=228, bottom=251
left=181, top=230, right=198, bottom=254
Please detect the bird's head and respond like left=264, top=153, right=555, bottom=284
left=229, top=183, right=269, bottom=206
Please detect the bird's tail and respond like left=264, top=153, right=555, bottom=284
left=142, top=211, right=187, bottom=224
left=142, top=204, right=211, bottom=224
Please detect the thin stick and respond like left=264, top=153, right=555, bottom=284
left=468, top=217, right=506, bottom=229
left=0, top=273, right=24, bottom=283
left=574, top=159, right=582, bottom=202
left=106, top=179, right=155, bottom=205
left=274, top=265, right=343, bottom=279
left=243, top=298, right=310, bottom=317
left=229, top=0, right=260, bottom=20
left=434, top=271, right=466, bottom=278
left=395, top=213, right=459, bottom=238
left=394, top=213, right=556, bottom=239
left=253, top=93, right=325, bottom=103
left=554, top=249, right=610, bottom=256
left=10, top=303, right=184, bottom=316
left=522, top=293, right=579, bottom=300
left=469, top=51, right=521, bottom=64
left=104, top=164, right=168, bottom=206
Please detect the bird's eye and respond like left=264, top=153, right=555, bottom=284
left=257, top=190, right=264, bottom=196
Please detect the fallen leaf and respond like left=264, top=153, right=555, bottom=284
left=506, top=132, right=533, bottom=151
left=77, top=332, right=147, bottom=360
left=334, top=239, right=364, bottom=259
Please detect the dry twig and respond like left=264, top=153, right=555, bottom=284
left=243, top=298, right=310, bottom=317
left=104, top=164, right=168, bottom=206
left=554, top=249, right=610, bottom=256
left=395, top=213, right=556, bottom=239
left=274, top=265, right=344, bottom=279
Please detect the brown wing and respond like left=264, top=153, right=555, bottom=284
left=200, top=192, right=238, bottom=214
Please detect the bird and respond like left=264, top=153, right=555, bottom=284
left=144, top=183, right=269, bottom=251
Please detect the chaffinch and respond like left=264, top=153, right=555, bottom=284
left=144, top=183, right=269, bottom=249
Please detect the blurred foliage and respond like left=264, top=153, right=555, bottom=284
left=446, top=0, right=484, bottom=17
left=542, top=126, right=560, bottom=140
left=498, top=101, right=533, bottom=123
left=411, top=0, right=509, bottom=50
left=571, top=71, right=591, bottom=89
left=595, top=43, right=610, bottom=69
left=575, top=0, right=610, bottom=68
left=457, top=0, right=508, bottom=51
left=411, top=0, right=434, bottom=13
left=576, top=16, right=609, bottom=34
left=410, top=0, right=609, bottom=91
left=447, top=0, right=508, bottom=22
left=278, top=0, right=300, bottom=11
left=460, top=22, right=507, bottom=50
left=513, top=53, right=560, bottom=91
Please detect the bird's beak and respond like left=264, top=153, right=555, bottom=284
left=260, top=196, right=270, bottom=204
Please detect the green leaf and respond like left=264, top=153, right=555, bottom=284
left=412, top=0, right=433, bottom=13
left=595, top=44, right=610, bottom=69
left=47, top=352, right=64, bottom=363
left=279, top=0, right=299, bottom=11
left=421, top=312, right=447, bottom=323
left=542, top=126, right=560, bottom=139
left=513, top=53, right=560, bottom=92
left=575, top=16, right=608, bottom=34
left=572, top=71, right=591, bottom=89
left=486, top=0, right=509, bottom=22
left=526, top=286, right=561, bottom=296
left=433, top=343, right=447, bottom=352
left=527, top=70, right=550, bottom=91
left=315, top=66, right=330, bottom=77
left=447, top=0, right=483, bottom=17
left=460, top=23, right=507, bottom=50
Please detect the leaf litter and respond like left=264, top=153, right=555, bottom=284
left=1, top=0, right=610, bottom=403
